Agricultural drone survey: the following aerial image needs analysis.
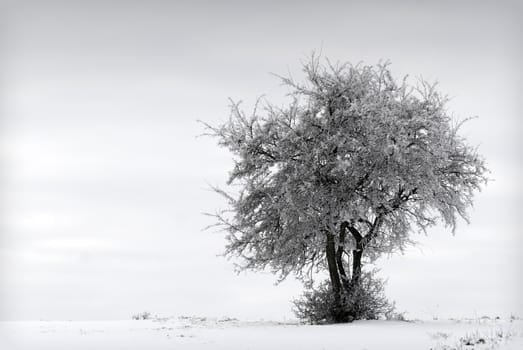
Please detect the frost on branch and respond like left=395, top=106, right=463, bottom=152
left=203, top=55, right=488, bottom=323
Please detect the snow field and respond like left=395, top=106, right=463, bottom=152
left=1, top=316, right=521, bottom=350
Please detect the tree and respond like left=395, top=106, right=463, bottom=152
left=204, top=56, right=488, bottom=323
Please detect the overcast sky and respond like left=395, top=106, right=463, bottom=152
left=1, top=0, right=521, bottom=321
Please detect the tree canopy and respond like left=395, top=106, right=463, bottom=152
left=204, top=56, right=488, bottom=321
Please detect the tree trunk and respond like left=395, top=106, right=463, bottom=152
left=325, top=232, right=341, bottom=296
left=351, top=244, right=363, bottom=286
left=347, top=216, right=382, bottom=286
left=346, top=224, right=363, bottom=287
left=325, top=231, right=346, bottom=322
left=336, top=222, right=350, bottom=291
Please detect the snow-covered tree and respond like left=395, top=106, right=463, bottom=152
left=204, top=56, right=488, bottom=322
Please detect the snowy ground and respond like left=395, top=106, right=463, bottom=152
left=1, top=316, right=522, bottom=350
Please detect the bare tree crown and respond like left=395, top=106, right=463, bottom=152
left=204, top=56, right=488, bottom=284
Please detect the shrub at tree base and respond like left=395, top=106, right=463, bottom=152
left=293, top=271, right=395, bottom=324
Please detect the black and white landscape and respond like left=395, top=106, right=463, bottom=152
left=1, top=1, right=521, bottom=349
